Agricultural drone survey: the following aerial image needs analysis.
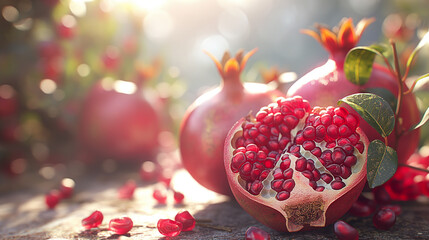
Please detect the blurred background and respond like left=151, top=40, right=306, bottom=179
left=0, top=0, right=428, bottom=187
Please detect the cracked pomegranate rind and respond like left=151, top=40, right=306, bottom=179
left=224, top=96, right=368, bottom=232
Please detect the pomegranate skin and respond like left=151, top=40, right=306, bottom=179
left=78, top=79, right=161, bottom=161
left=287, top=19, right=420, bottom=163
left=180, top=50, right=284, bottom=195
left=224, top=99, right=369, bottom=232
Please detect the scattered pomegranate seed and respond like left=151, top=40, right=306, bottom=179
left=245, top=226, right=271, bottom=240
left=173, top=191, right=185, bottom=204
left=373, top=208, right=396, bottom=230
left=82, top=210, right=104, bottom=229
left=153, top=188, right=167, bottom=204
left=334, top=221, right=358, bottom=240
left=45, top=190, right=61, bottom=209
left=348, top=195, right=376, bottom=217
left=174, top=210, right=195, bottom=232
left=157, top=219, right=182, bottom=237
left=118, top=180, right=136, bottom=200
left=59, top=178, right=75, bottom=199
left=380, top=204, right=402, bottom=215
left=373, top=187, right=391, bottom=204
left=109, top=217, right=133, bottom=235
left=140, top=161, right=160, bottom=182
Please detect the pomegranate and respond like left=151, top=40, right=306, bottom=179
left=180, top=49, right=284, bottom=195
left=224, top=96, right=369, bottom=232
left=286, top=18, right=420, bottom=163
left=78, top=78, right=161, bottom=161
left=373, top=208, right=396, bottom=230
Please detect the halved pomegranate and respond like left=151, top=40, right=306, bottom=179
left=224, top=96, right=368, bottom=232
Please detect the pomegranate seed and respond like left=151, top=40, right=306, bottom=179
left=295, top=158, right=307, bottom=171
left=173, top=191, right=185, bottom=204
left=327, top=164, right=341, bottom=176
left=331, top=180, right=346, bottom=190
left=342, top=144, right=354, bottom=155
left=272, top=168, right=283, bottom=179
left=327, top=125, right=339, bottom=138
left=348, top=195, right=376, bottom=217
left=315, top=125, right=326, bottom=139
left=59, top=178, right=75, bottom=199
left=338, top=125, right=351, bottom=137
left=245, top=226, right=271, bottom=240
left=174, top=210, right=196, bottom=231
left=373, top=187, right=391, bottom=204
left=302, top=140, right=316, bottom=150
left=301, top=170, right=313, bottom=180
left=332, top=148, right=346, bottom=164
left=118, top=180, right=136, bottom=200
left=321, top=173, right=333, bottom=184
left=248, top=180, right=263, bottom=195
left=380, top=204, right=401, bottom=215
left=312, top=169, right=321, bottom=181
left=82, top=210, right=103, bottom=229
left=320, top=114, right=332, bottom=126
left=344, top=156, right=357, bottom=167
left=231, top=152, right=246, bottom=172
left=246, top=144, right=259, bottom=152
left=334, top=107, right=348, bottom=118
left=271, top=179, right=283, bottom=192
left=315, top=186, right=325, bottom=192
left=109, top=217, right=133, bottom=235
left=283, top=168, right=293, bottom=179
left=276, top=191, right=290, bottom=201
left=153, top=189, right=167, bottom=204
left=340, top=166, right=352, bottom=179
left=284, top=115, right=298, bottom=128
left=302, top=126, right=316, bottom=140
left=373, top=208, right=396, bottom=230
left=45, top=190, right=61, bottom=209
left=282, top=179, right=295, bottom=192
left=355, top=141, right=364, bottom=154
left=256, top=110, right=268, bottom=121
left=334, top=221, right=358, bottom=240
left=280, top=157, right=291, bottom=170
left=157, top=219, right=182, bottom=237
left=311, top=147, right=322, bottom=157
left=333, top=116, right=346, bottom=126
left=345, top=114, right=359, bottom=129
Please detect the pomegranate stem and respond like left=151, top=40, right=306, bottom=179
left=399, top=163, right=429, bottom=174
left=390, top=40, right=403, bottom=118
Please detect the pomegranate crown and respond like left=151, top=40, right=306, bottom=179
left=302, top=18, right=375, bottom=56
left=205, top=49, right=257, bottom=80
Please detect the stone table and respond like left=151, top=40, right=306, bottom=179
left=1, top=167, right=429, bottom=240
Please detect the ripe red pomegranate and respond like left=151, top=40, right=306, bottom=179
left=224, top=96, right=369, bottom=232
left=78, top=78, right=161, bottom=161
left=180, top=50, right=284, bottom=195
left=286, top=18, right=420, bottom=163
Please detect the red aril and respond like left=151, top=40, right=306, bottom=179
left=45, top=190, right=61, bottom=209
left=224, top=96, right=368, bottom=232
left=109, top=217, right=133, bottom=235
left=153, top=188, right=167, bottom=204
left=180, top=50, right=284, bottom=195
left=286, top=18, right=420, bottom=164
left=373, top=208, right=396, bottom=230
left=348, top=195, right=376, bottom=217
left=173, top=191, right=185, bottom=204
left=245, top=226, right=271, bottom=240
left=334, top=221, right=359, bottom=240
left=380, top=204, right=402, bottom=216
left=59, top=178, right=75, bottom=199
left=118, top=180, right=136, bottom=200
left=174, top=210, right=195, bottom=232
left=157, top=219, right=182, bottom=237
left=78, top=78, right=161, bottom=161
left=82, top=210, right=104, bottom=229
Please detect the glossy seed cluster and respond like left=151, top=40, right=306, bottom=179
left=230, top=96, right=365, bottom=200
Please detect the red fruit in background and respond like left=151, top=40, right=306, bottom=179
left=383, top=152, right=429, bottom=200
left=180, top=49, right=284, bottom=195
left=224, top=96, right=369, bottom=232
left=334, top=221, right=359, bottom=240
left=373, top=208, right=396, bottom=230
left=45, top=189, right=61, bottom=209
left=348, top=195, right=376, bottom=217
left=78, top=78, right=161, bottom=161
left=0, top=84, right=18, bottom=118
left=245, top=226, right=271, bottom=240
left=286, top=18, right=420, bottom=164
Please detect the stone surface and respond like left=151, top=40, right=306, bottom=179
left=1, top=168, right=429, bottom=240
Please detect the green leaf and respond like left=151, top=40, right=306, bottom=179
left=344, top=45, right=388, bottom=86
left=339, top=93, right=395, bottom=137
left=367, top=140, right=398, bottom=188
left=406, top=30, right=429, bottom=69
left=413, top=107, right=429, bottom=130
left=364, top=88, right=397, bottom=112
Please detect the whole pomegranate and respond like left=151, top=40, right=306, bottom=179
left=179, top=49, right=284, bottom=195
left=286, top=18, right=420, bottom=163
left=78, top=78, right=161, bottom=161
left=224, top=96, right=369, bottom=232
